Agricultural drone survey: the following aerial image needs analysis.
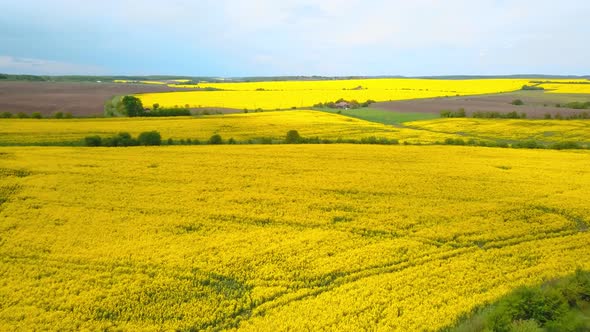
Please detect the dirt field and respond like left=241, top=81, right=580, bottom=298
left=373, top=91, right=590, bottom=118
left=0, top=82, right=200, bottom=116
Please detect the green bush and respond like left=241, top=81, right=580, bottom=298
left=285, top=130, right=302, bottom=144
left=208, top=134, right=223, bottom=145
left=16, top=112, right=29, bottom=118
left=0, top=111, right=12, bottom=118
left=53, top=111, right=64, bottom=119
left=550, top=141, right=582, bottom=150
left=103, top=132, right=138, bottom=147
left=440, top=108, right=466, bottom=118
left=450, top=270, right=590, bottom=332
left=144, top=107, right=191, bottom=117
left=138, top=131, right=162, bottom=146
left=444, top=138, right=466, bottom=145
left=64, top=112, right=73, bottom=119
left=84, top=135, right=102, bottom=147
left=31, top=112, right=42, bottom=119
left=472, top=111, right=527, bottom=119
left=511, top=99, right=524, bottom=106
left=512, top=140, right=542, bottom=149
left=564, top=101, right=590, bottom=110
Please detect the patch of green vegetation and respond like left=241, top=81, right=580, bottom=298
left=318, top=107, right=438, bottom=125
left=448, top=270, right=590, bottom=332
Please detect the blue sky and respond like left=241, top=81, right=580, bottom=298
left=0, top=0, right=588, bottom=76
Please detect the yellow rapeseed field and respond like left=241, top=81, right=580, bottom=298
left=1, top=145, right=589, bottom=330
left=2, top=110, right=589, bottom=147
left=406, top=118, right=590, bottom=144
left=0, top=111, right=462, bottom=145
left=138, top=78, right=533, bottom=109
left=540, top=82, right=590, bottom=94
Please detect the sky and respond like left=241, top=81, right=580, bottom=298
left=0, top=0, right=588, bottom=76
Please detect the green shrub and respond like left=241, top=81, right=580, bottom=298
left=451, top=270, right=590, bottom=332
left=550, top=141, right=582, bottom=150
left=53, top=111, right=64, bottom=119
left=285, top=130, right=302, bottom=144
left=512, top=140, right=543, bottom=149
left=511, top=99, right=524, bottom=106
left=472, top=111, right=527, bottom=119
left=0, top=112, right=12, bottom=118
left=31, top=112, right=42, bottom=119
left=138, top=131, right=162, bottom=146
left=84, top=135, right=102, bottom=147
left=440, top=108, right=466, bottom=118
left=360, top=136, right=378, bottom=144
left=209, top=134, right=223, bottom=145
left=444, top=138, right=466, bottom=145
left=64, top=112, right=73, bottom=119
left=16, top=112, right=29, bottom=118
left=144, top=107, right=191, bottom=117
left=103, top=132, right=138, bottom=147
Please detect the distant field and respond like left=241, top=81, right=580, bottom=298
left=541, top=82, right=590, bottom=94
left=0, top=111, right=463, bottom=145
left=319, top=107, right=439, bottom=124
left=1, top=110, right=590, bottom=147
left=406, top=118, right=590, bottom=144
left=0, top=82, right=199, bottom=116
left=136, top=78, right=533, bottom=110
left=372, top=91, right=590, bottom=119
left=1, top=145, right=589, bottom=330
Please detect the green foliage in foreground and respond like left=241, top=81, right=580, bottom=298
left=448, top=270, right=590, bottom=332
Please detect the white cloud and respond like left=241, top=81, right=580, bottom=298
left=0, top=56, right=106, bottom=75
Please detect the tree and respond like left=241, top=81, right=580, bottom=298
left=138, top=131, right=162, bottom=146
left=285, top=130, right=302, bottom=144
left=0, top=112, right=12, bottom=118
left=121, top=96, right=144, bottom=117
left=53, top=111, right=64, bottom=119
left=208, top=134, right=223, bottom=145
left=31, top=112, right=42, bottom=119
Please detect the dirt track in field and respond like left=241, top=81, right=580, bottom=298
left=373, top=92, right=589, bottom=119
left=0, top=82, right=200, bottom=116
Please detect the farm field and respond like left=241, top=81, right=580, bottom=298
left=405, top=118, right=590, bottom=145
left=0, top=82, right=200, bottom=117
left=372, top=91, right=590, bottom=119
left=0, top=111, right=463, bottom=146
left=136, top=78, right=534, bottom=110
left=2, top=110, right=590, bottom=147
left=1, top=145, right=589, bottom=330
left=542, top=82, right=590, bottom=94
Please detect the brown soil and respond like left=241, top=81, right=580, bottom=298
left=373, top=92, right=589, bottom=119
left=0, top=82, right=200, bottom=116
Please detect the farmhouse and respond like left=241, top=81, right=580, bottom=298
left=335, top=101, right=351, bottom=109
